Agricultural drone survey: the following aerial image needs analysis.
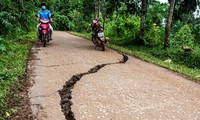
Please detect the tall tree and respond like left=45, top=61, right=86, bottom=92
left=98, top=0, right=100, bottom=18
left=164, top=0, right=175, bottom=48
left=82, top=0, right=95, bottom=20
left=173, top=0, right=197, bottom=21
left=105, top=0, right=119, bottom=16
left=140, top=0, right=147, bottom=37
left=124, top=0, right=140, bottom=14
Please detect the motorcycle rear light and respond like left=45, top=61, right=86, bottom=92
left=42, top=30, right=48, bottom=34
left=40, top=24, right=49, bottom=30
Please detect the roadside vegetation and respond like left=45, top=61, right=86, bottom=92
left=0, top=0, right=36, bottom=119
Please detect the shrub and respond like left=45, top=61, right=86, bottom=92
left=68, top=10, right=84, bottom=32
left=191, top=23, right=200, bottom=43
left=0, top=37, right=9, bottom=53
left=105, top=15, right=140, bottom=45
left=144, top=23, right=164, bottom=46
left=53, top=13, right=70, bottom=31
left=173, top=24, right=195, bottom=47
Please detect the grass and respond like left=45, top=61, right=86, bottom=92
left=69, top=31, right=200, bottom=81
left=0, top=32, right=36, bottom=119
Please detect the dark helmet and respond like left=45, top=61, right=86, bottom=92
left=95, top=18, right=100, bottom=22
left=41, top=2, right=46, bottom=7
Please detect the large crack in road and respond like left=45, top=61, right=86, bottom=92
left=58, top=53, right=128, bottom=120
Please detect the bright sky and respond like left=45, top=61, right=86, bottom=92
left=159, top=0, right=168, bottom=3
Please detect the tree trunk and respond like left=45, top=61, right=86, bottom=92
left=164, top=0, right=175, bottom=48
left=140, top=0, right=147, bottom=37
left=98, top=0, right=100, bottom=18
left=94, top=1, right=96, bottom=19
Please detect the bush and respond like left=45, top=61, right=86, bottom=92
left=53, top=13, right=70, bottom=31
left=0, top=37, right=9, bottom=53
left=105, top=15, right=140, bottom=45
left=144, top=23, right=164, bottom=46
left=68, top=10, right=85, bottom=32
left=173, top=24, right=195, bottom=47
left=191, top=23, right=200, bottom=43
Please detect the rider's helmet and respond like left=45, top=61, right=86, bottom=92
left=95, top=18, right=100, bottom=22
left=41, top=2, right=46, bottom=10
left=41, top=2, right=46, bottom=7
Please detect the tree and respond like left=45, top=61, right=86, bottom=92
left=105, top=0, right=120, bottom=16
left=140, top=0, right=147, bottom=37
left=164, top=0, right=175, bottom=48
left=82, top=0, right=95, bottom=20
left=124, top=0, right=141, bottom=14
left=173, top=0, right=197, bottom=22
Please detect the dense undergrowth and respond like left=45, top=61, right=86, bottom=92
left=0, top=0, right=38, bottom=118
left=0, top=33, right=36, bottom=119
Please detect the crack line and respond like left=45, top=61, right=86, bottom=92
left=30, top=91, right=58, bottom=98
left=36, top=63, right=89, bottom=67
left=58, top=53, right=128, bottom=120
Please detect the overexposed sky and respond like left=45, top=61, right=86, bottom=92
left=159, top=0, right=168, bottom=3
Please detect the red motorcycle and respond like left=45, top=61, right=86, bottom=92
left=36, top=15, right=53, bottom=47
left=91, top=19, right=108, bottom=51
left=92, top=27, right=106, bottom=51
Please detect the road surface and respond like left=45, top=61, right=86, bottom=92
left=28, top=31, right=200, bottom=120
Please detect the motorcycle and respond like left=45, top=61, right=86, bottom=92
left=92, top=26, right=108, bottom=51
left=36, top=14, right=53, bottom=47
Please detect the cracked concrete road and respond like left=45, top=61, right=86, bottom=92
left=28, top=31, right=200, bottom=120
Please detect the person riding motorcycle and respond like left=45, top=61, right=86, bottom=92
left=36, top=2, right=53, bottom=40
left=91, top=18, right=101, bottom=35
left=91, top=18, right=109, bottom=44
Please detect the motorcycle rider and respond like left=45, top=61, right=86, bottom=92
left=90, top=18, right=109, bottom=43
left=91, top=18, right=101, bottom=35
left=36, top=2, right=53, bottom=40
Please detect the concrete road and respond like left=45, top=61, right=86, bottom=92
left=28, top=31, right=200, bottom=120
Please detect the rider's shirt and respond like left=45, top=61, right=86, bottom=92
left=38, top=10, right=51, bottom=20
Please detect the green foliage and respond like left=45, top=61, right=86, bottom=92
left=53, top=13, right=70, bottom=31
left=173, top=24, right=195, bottom=47
left=68, top=10, right=85, bottom=32
left=190, top=18, right=200, bottom=43
left=0, top=38, right=9, bottom=53
left=172, top=20, right=184, bottom=33
left=53, top=0, right=70, bottom=16
left=117, top=2, right=127, bottom=16
left=124, top=0, right=141, bottom=14
left=0, top=0, right=36, bottom=36
left=108, top=44, right=200, bottom=80
left=144, top=23, right=163, bottom=46
left=0, top=33, right=35, bottom=118
left=146, top=1, right=168, bottom=26
left=174, top=0, right=197, bottom=21
left=105, top=15, right=140, bottom=45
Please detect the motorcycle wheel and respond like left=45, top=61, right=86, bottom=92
left=92, top=36, right=101, bottom=47
left=100, top=40, right=105, bottom=51
left=47, top=32, right=50, bottom=42
left=42, top=34, right=46, bottom=47
left=92, top=36, right=98, bottom=46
